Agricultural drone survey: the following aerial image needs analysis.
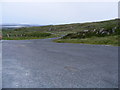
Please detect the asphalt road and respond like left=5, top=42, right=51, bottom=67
left=2, top=39, right=118, bottom=88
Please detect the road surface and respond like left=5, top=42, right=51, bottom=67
left=2, top=39, right=118, bottom=88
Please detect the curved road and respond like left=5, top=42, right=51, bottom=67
left=2, top=39, right=118, bottom=88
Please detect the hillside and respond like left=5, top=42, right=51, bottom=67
left=2, top=18, right=119, bottom=46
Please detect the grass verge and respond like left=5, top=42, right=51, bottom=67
left=2, top=36, right=53, bottom=40
left=2, top=32, right=57, bottom=40
left=53, top=35, right=119, bottom=46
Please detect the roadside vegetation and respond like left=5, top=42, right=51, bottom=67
left=54, top=35, right=119, bottom=46
left=2, top=18, right=119, bottom=46
left=2, top=30, right=56, bottom=40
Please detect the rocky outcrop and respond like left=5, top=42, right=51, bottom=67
left=62, top=27, right=119, bottom=39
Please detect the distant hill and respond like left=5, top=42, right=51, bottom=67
left=61, top=19, right=119, bottom=39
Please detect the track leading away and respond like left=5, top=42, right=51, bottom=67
left=2, top=39, right=118, bottom=88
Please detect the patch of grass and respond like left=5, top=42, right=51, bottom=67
left=2, top=32, right=57, bottom=40
left=2, top=36, right=51, bottom=40
left=54, top=35, right=119, bottom=46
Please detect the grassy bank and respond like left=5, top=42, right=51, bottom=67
left=54, top=35, right=119, bottom=46
left=2, top=35, right=55, bottom=40
left=2, top=30, right=57, bottom=40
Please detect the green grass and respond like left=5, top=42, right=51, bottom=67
left=2, top=36, right=55, bottom=40
left=2, top=31, right=57, bottom=40
left=54, top=35, right=119, bottom=46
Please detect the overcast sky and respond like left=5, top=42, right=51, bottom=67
left=1, top=0, right=119, bottom=2
left=1, top=2, right=118, bottom=25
